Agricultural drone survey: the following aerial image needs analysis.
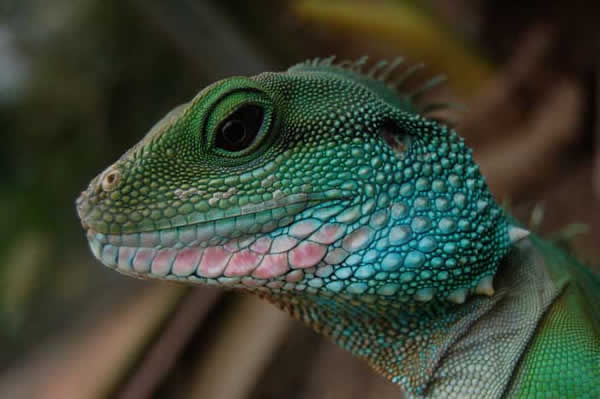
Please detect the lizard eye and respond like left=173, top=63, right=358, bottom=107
left=215, top=105, right=264, bottom=152
left=205, top=86, right=275, bottom=160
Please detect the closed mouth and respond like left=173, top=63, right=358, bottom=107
left=85, top=191, right=352, bottom=283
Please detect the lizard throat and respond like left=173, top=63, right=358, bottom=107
left=261, top=241, right=561, bottom=398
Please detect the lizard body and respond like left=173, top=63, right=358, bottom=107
left=76, top=57, right=599, bottom=398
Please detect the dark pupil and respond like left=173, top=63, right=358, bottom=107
left=216, top=105, right=264, bottom=152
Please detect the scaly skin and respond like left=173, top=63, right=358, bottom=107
left=76, top=57, right=599, bottom=398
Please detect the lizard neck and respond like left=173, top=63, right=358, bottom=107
left=261, top=288, right=499, bottom=397
left=260, top=239, right=562, bottom=399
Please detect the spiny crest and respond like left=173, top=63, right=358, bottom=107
left=291, top=55, right=455, bottom=121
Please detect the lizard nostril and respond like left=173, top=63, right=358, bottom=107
left=101, top=169, right=121, bottom=192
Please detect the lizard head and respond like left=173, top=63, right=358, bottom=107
left=77, top=57, right=509, bottom=309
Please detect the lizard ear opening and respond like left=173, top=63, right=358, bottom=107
left=378, top=119, right=412, bottom=155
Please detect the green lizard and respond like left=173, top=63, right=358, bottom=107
left=76, top=57, right=599, bottom=398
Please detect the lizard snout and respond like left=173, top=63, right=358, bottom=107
left=75, top=191, right=92, bottom=229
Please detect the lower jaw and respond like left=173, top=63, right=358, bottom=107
left=85, top=200, right=355, bottom=289
left=85, top=218, right=339, bottom=292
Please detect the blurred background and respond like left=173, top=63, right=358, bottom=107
left=0, top=0, right=598, bottom=398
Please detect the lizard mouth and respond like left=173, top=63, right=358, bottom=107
left=85, top=193, right=353, bottom=284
